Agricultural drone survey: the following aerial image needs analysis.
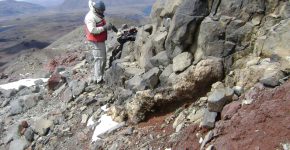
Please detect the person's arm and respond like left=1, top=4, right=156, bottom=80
left=85, top=15, right=105, bottom=34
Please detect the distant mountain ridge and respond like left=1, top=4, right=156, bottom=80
left=17, top=0, right=65, bottom=7
left=60, top=0, right=156, bottom=10
left=0, top=0, right=45, bottom=17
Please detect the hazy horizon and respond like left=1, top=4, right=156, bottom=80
left=0, top=0, right=64, bottom=7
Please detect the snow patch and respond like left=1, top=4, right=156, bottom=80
left=0, top=78, right=48, bottom=90
left=101, top=105, right=109, bottom=112
left=91, top=114, right=124, bottom=142
left=87, top=116, right=95, bottom=127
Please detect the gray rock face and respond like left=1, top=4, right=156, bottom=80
left=105, top=60, right=144, bottom=87
left=259, top=70, right=285, bottom=87
left=217, top=0, right=265, bottom=20
left=24, top=127, right=34, bottom=142
left=233, top=86, right=244, bottom=96
left=138, top=40, right=154, bottom=70
left=115, top=88, right=133, bottom=105
left=200, top=109, right=217, bottom=129
left=62, top=87, right=73, bottom=102
left=150, top=51, right=170, bottom=67
left=134, top=27, right=151, bottom=68
left=160, top=0, right=184, bottom=17
left=69, top=80, right=87, bottom=97
left=152, top=31, right=168, bottom=53
left=159, top=64, right=173, bottom=85
left=4, top=125, right=19, bottom=144
left=173, top=52, right=193, bottom=73
left=165, top=0, right=209, bottom=58
left=33, top=119, right=53, bottom=136
left=142, top=67, right=161, bottom=89
left=126, top=58, right=223, bottom=123
left=193, top=17, right=226, bottom=60
left=194, top=17, right=254, bottom=71
left=1, top=89, right=17, bottom=98
left=10, top=100, right=23, bottom=116
left=126, top=75, right=145, bottom=91
left=207, top=87, right=234, bottom=112
left=9, top=138, right=29, bottom=150
left=126, top=68, right=161, bottom=91
left=121, top=41, right=135, bottom=59
left=21, top=94, right=42, bottom=110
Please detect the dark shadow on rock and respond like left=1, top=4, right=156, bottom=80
left=0, top=39, right=10, bottom=42
left=2, top=40, right=50, bottom=54
left=0, top=62, right=7, bottom=67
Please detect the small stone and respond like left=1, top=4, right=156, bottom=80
left=24, top=127, right=35, bottom=142
left=33, top=119, right=53, bottom=136
left=21, top=121, right=29, bottom=128
left=259, top=70, right=285, bottom=87
left=173, top=52, right=193, bottom=73
left=242, top=99, right=254, bottom=105
left=200, top=131, right=214, bottom=150
left=122, top=127, right=134, bottom=136
left=80, top=106, right=87, bottom=111
left=175, top=122, right=184, bottom=132
left=187, top=108, right=205, bottom=124
left=173, top=111, right=186, bottom=129
left=10, top=100, right=23, bottom=116
left=207, top=89, right=227, bottom=112
left=81, top=114, right=89, bottom=124
left=233, top=86, right=244, bottom=96
left=200, top=109, right=217, bottom=129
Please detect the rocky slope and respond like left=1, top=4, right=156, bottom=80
left=0, top=0, right=290, bottom=150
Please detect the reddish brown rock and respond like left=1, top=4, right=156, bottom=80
left=221, top=101, right=241, bottom=120
left=47, top=73, right=65, bottom=91
left=210, top=80, right=290, bottom=150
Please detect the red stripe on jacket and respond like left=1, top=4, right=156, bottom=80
left=85, top=19, right=107, bottom=42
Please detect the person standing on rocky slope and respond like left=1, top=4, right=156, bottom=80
left=84, top=0, right=112, bottom=84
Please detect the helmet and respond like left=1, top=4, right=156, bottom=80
left=93, top=1, right=105, bottom=12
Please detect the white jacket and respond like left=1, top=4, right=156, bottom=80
left=84, top=0, right=106, bottom=35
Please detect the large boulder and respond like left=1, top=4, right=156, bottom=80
left=172, top=57, right=224, bottom=98
left=104, top=60, right=144, bottom=87
left=152, top=30, right=168, bottom=53
left=160, top=0, right=185, bottom=18
left=192, top=17, right=227, bottom=62
left=216, top=0, right=265, bottom=21
left=138, top=40, right=154, bottom=70
left=159, top=64, right=173, bottom=86
left=165, top=0, right=209, bottom=59
left=134, top=27, right=151, bottom=64
left=172, top=52, right=193, bottom=73
left=150, top=51, right=170, bottom=67
left=121, top=41, right=135, bottom=60
left=225, top=58, right=282, bottom=90
left=125, top=67, right=161, bottom=91
left=193, top=16, right=254, bottom=70
left=254, top=19, right=290, bottom=63
left=125, top=57, right=224, bottom=123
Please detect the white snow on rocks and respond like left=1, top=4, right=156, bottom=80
left=91, top=114, right=124, bottom=142
left=88, top=105, right=125, bottom=142
left=0, top=78, right=48, bottom=90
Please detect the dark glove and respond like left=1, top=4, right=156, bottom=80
left=103, top=23, right=112, bottom=31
